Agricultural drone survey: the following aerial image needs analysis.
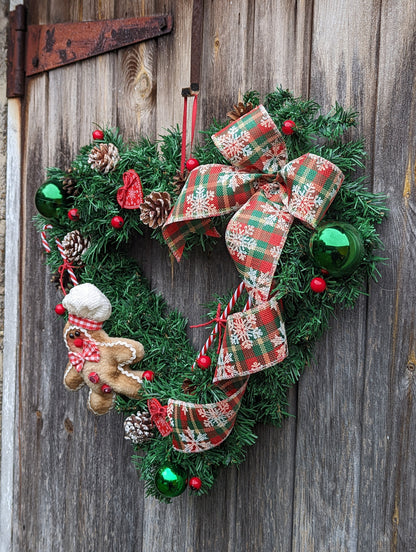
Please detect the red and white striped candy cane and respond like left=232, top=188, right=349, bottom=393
left=55, top=238, right=79, bottom=287
left=40, top=224, right=79, bottom=288
left=41, top=224, right=53, bottom=253
left=194, top=281, right=247, bottom=366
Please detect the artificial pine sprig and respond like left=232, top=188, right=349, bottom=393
left=34, top=86, right=387, bottom=501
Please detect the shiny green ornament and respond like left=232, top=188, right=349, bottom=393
left=309, top=221, right=364, bottom=277
left=35, top=180, right=67, bottom=219
left=155, top=463, right=187, bottom=498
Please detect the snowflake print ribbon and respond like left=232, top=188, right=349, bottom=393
left=162, top=105, right=344, bottom=453
left=163, top=104, right=344, bottom=303
left=167, top=298, right=288, bottom=453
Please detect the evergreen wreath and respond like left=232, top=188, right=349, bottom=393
left=35, top=87, right=387, bottom=502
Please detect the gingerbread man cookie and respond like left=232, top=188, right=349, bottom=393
left=62, top=283, right=145, bottom=415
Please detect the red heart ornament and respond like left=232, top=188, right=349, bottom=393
left=117, top=169, right=144, bottom=209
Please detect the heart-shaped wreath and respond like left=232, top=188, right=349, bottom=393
left=35, top=88, right=387, bottom=501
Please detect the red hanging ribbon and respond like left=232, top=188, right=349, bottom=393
left=180, top=94, right=199, bottom=175
left=180, top=96, right=188, bottom=175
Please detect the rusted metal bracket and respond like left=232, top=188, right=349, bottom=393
left=7, top=5, right=173, bottom=98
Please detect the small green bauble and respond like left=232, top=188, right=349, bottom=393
left=309, top=221, right=364, bottom=277
left=155, top=463, right=187, bottom=498
left=35, top=180, right=67, bottom=219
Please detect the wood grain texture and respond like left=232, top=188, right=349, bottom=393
left=3, top=0, right=416, bottom=550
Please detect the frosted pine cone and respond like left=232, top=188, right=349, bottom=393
left=226, top=101, right=253, bottom=122
left=88, top=143, right=120, bottom=173
left=124, top=411, right=154, bottom=445
left=139, top=191, right=172, bottom=228
left=61, top=230, right=90, bottom=265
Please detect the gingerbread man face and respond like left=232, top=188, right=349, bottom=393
left=62, top=284, right=145, bottom=415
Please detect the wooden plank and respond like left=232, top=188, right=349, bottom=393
left=6, top=0, right=416, bottom=550
left=293, top=0, right=416, bottom=550
left=358, top=1, right=416, bottom=549
left=0, top=95, right=22, bottom=552
left=292, top=0, right=383, bottom=549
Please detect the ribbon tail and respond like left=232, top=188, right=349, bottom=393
left=167, top=377, right=248, bottom=452
left=225, top=190, right=294, bottom=303
left=214, top=297, right=287, bottom=383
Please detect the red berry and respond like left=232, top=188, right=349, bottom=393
left=197, top=355, right=211, bottom=370
left=88, top=372, right=100, bottom=384
left=101, top=384, right=112, bottom=394
left=55, top=303, right=66, bottom=315
left=281, top=119, right=296, bottom=135
left=321, top=268, right=330, bottom=276
left=111, top=215, right=124, bottom=228
left=310, top=277, right=327, bottom=293
left=142, top=370, right=154, bottom=382
left=92, top=129, right=104, bottom=140
left=189, top=476, right=202, bottom=491
left=186, top=158, right=200, bottom=171
left=73, top=338, right=84, bottom=348
left=68, top=208, right=79, bottom=221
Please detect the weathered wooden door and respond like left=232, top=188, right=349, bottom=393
left=2, top=1, right=415, bottom=550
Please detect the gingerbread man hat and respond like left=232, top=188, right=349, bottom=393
left=62, top=283, right=112, bottom=331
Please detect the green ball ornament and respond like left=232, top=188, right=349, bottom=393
left=155, top=463, right=187, bottom=498
left=35, top=180, right=67, bottom=219
left=309, top=221, right=364, bottom=277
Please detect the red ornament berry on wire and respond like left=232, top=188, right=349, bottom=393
left=310, top=277, right=327, bottom=293
left=68, top=208, right=79, bottom=221
left=55, top=303, right=66, bottom=315
left=142, top=370, right=155, bottom=382
left=189, top=476, right=202, bottom=491
left=92, top=129, right=104, bottom=140
left=111, top=215, right=124, bottom=229
left=197, top=355, right=211, bottom=370
left=281, top=119, right=296, bottom=135
left=186, top=158, right=200, bottom=171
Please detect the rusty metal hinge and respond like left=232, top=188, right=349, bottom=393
left=7, top=5, right=173, bottom=98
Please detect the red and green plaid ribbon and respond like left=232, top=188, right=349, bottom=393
left=162, top=105, right=344, bottom=453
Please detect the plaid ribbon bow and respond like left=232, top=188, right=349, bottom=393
left=162, top=105, right=344, bottom=453
left=68, top=340, right=100, bottom=372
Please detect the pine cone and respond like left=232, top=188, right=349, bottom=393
left=182, top=378, right=197, bottom=395
left=61, top=230, right=90, bottom=265
left=226, top=101, right=254, bottom=122
left=88, top=143, right=120, bottom=173
left=124, top=411, right=154, bottom=445
left=139, top=191, right=172, bottom=229
left=62, top=169, right=79, bottom=197
left=172, top=169, right=189, bottom=196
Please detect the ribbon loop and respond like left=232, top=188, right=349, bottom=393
left=212, top=104, right=288, bottom=172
